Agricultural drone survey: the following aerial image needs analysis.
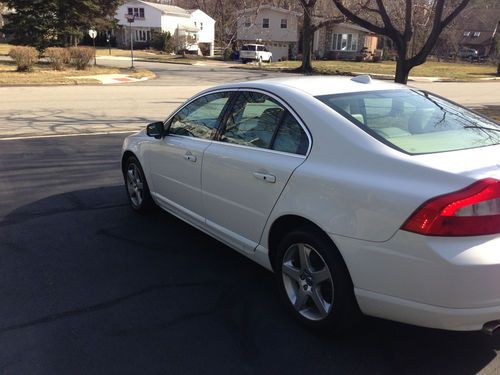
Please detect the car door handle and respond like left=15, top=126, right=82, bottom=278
left=184, top=152, right=197, bottom=162
left=253, top=172, right=276, bottom=183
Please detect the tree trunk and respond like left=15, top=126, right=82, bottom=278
left=395, top=52, right=410, bottom=84
left=300, top=6, right=313, bottom=73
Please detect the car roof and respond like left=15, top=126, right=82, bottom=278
left=214, top=75, right=407, bottom=97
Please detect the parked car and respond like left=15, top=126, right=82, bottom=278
left=240, top=44, right=272, bottom=63
left=456, top=47, right=479, bottom=60
left=122, top=75, right=500, bottom=334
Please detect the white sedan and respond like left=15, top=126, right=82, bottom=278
left=121, top=76, right=500, bottom=334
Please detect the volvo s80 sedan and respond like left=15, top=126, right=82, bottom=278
left=122, top=76, right=500, bottom=333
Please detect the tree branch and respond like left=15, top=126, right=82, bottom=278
left=410, top=0, right=471, bottom=66
left=331, top=0, right=387, bottom=36
left=311, top=16, right=345, bottom=32
left=375, top=0, right=396, bottom=32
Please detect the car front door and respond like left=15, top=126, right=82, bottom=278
left=201, top=90, right=311, bottom=253
left=147, top=91, right=232, bottom=225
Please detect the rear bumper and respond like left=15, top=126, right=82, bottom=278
left=332, top=231, right=500, bottom=331
left=355, top=288, right=500, bottom=331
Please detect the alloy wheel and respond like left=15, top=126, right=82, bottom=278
left=126, top=163, right=144, bottom=208
left=281, top=243, right=334, bottom=321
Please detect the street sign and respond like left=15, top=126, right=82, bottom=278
left=88, top=29, right=97, bottom=39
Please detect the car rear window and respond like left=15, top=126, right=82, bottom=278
left=316, top=89, right=500, bottom=154
left=242, top=45, right=256, bottom=51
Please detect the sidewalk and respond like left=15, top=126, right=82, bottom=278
left=66, top=73, right=151, bottom=85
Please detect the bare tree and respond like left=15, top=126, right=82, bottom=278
left=298, top=0, right=345, bottom=72
left=331, top=0, right=472, bottom=83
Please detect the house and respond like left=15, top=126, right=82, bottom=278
left=314, top=23, right=378, bottom=60
left=457, top=8, right=500, bottom=57
left=115, top=1, right=216, bottom=56
left=236, top=6, right=378, bottom=61
left=236, top=5, right=302, bottom=61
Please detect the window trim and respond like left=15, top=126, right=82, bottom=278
left=215, top=89, right=312, bottom=156
left=164, top=89, right=238, bottom=141
left=162, top=88, right=312, bottom=157
left=280, top=18, right=288, bottom=29
left=262, top=18, right=270, bottom=28
left=331, top=33, right=358, bottom=51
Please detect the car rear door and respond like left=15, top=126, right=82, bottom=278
left=146, top=91, right=232, bottom=226
left=201, top=90, right=311, bottom=253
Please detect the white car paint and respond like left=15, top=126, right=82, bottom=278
left=122, top=76, right=500, bottom=331
left=240, top=44, right=273, bottom=62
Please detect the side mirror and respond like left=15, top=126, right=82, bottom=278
left=146, top=121, right=164, bottom=139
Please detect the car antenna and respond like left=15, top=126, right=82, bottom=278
left=351, top=75, right=372, bottom=84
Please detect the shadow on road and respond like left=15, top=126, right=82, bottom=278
left=1, top=186, right=500, bottom=374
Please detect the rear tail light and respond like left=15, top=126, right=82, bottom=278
left=402, top=178, right=500, bottom=236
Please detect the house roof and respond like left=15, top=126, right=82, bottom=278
left=457, top=8, right=500, bottom=46
left=186, top=9, right=216, bottom=22
left=139, top=1, right=191, bottom=17
left=238, top=5, right=302, bottom=17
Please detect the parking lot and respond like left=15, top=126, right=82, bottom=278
left=1, top=62, right=500, bottom=374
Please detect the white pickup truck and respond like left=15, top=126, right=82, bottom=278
left=240, top=44, right=273, bottom=63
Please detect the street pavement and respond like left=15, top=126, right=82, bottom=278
left=0, top=59, right=499, bottom=139
left=1, top=61, right=500, bottom=374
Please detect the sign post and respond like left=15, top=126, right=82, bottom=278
left=88, top=29, right=97, bottom=66
left=125, top=14, right=136, bottom=69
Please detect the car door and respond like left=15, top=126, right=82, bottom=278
left=201, top=90, right=311, bottom=253
left=147, top=91, right=232, bottom=225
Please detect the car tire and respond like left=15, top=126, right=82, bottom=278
left=124, top=156, right=154, bottom=212
left=241, top=59, right=247, bottom=64
left=268, top=57, right=272, bottom=63
left=275, top=226, right=359, bottom=333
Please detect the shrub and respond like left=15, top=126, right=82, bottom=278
left=8, top=46, right=38, bottom=72
left=70, top=47, right=94, bottom=70
left=45, top=47, right=71, bottom=70
left=150, top=31, right=174, bottom=53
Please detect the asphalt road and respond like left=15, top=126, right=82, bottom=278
left=2, top=134, right=500, bottom=375
left=1, top=59, right=499, bottom=139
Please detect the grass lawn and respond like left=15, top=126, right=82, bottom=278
left=0, top=60, right=154, bottom=85
left=240, top=60, right=498, bottom=80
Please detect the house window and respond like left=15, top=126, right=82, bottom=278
left=263, top=18, right=269, bottom=28
left=473, top=31, right=481, bottom=37
left=244, top=17, right=251, bottom=28
left=128, top=7, right=144, bottom=18
left=332, top=33, right=358, bottom=51
left=463, top=31, right=470, bottom=37
left=200, top=22, right=203, bottom=30
left=281, top=19, right=287, bottom=29
left=194, top=21, right=197, bottom=27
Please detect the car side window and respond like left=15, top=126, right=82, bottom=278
left=272, top=112, right=309, bottom=155
left=220, top=92, right=285, bottom=149
left=169, top=92, right=230, bottom=140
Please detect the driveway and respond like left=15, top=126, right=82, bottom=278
left=2, top=133, right=500, bottom=374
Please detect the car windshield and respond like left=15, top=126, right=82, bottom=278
left=242, top=45, right=256, bottom=51
left=317, top=89, right=500, bottom=154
